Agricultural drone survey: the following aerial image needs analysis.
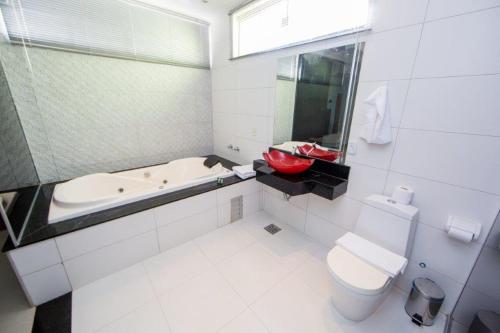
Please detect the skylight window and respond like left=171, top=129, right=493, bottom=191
left=231, top=0, right=370, bottom=58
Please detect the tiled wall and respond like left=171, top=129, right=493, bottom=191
left=0, top=61, right=38, bottom=191
left=451, top=212, right=500, bottom=331
left=0, top=44, right=213, bottom=183
left=211, top=0, right=500, bottom=315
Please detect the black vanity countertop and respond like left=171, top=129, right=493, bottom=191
left=3, top=155, right=248, bottom=252
left=253, top=157, right=349, bottom=201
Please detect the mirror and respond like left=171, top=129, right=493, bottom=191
left=272, top=43, right=364, bottom=163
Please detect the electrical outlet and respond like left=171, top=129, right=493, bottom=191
left=347, top=142, right=357, bottom=155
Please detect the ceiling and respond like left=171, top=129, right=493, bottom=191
left=203, top=0, right=248, bottom=11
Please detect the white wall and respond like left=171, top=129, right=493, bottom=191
left=211, top=0, right=500, bottom=315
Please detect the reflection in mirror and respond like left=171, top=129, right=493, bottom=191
left=273, top=43, right=364, bottom=163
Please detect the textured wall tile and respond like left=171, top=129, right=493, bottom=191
left=2, top=44, right=214, bottom=182
left=0, top=57, right=39, bottom=190
left=0, top=45, right=59, bottom=182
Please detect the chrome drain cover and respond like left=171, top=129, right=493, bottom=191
left=264, top=224, right=281, bottom=235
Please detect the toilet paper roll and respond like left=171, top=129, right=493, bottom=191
left=447, top=226, right=474, bottom=243
left=391, top=185, right=414, bottom=205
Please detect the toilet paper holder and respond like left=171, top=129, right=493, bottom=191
left=445, top=216, right=481, bottom=242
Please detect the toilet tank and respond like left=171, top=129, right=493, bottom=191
left=354, top=195, right=418, bottom=257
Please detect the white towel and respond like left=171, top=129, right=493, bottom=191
left=359, top=85, right=392, bottom=144
left=232, top=164, right=256, bottom=179
left=336, top=232, right=407, bottom=278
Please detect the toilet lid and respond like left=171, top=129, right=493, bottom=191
left=327, top=246, right=391, bottom=295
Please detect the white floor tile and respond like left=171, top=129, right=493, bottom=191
left=292, top=251, right=335, bottom=299
left=69, top=213, right=448, bottom=333
left=238, top=211, right=287, bottom=242
left=143, top=242, right=213, bottom=295
left=255, top=225, right=324, bottom=271
left=159, top=269, right=246, bottom=333
left=251, top=275, right=339, bottom=333
left=218, top=309, right=269, bottom=333
left=95, top=299, right=170, bottom=333
left=72, top=264, right=155, bottom=333
left=217, top=243, right=290, bottom=304
left=195, top=222, right=256, bottom=263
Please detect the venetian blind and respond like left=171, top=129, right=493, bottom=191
left=0, top=0, right=210, bottom=68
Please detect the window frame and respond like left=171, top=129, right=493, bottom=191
left=229, top=0, right=371, bottom=60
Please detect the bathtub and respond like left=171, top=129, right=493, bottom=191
left=48, top=157, right=233, bottom=223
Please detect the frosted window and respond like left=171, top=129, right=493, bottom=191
left=231, top=0, right=370, bottom=58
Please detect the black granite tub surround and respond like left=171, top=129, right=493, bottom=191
left=3, top=155, right=248, bottom=251
left=31, top=293, right=71, bottom=333
left=0, top=185, right=39, bottom=240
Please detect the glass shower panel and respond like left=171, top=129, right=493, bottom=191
left=0, top=0, right=213, bottom=245
left=449, top=212, right=500, bottom=332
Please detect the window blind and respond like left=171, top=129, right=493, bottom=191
left=0, top=0, right=210, bottom=69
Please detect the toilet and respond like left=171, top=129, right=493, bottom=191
left=327, top=194, right=418, bottom=321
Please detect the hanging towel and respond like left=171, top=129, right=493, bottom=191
left=359, top=85, right=392, bottom=144
left=336, top=232, right=407, bottom=278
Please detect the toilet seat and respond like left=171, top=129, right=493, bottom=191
left=327, top=246, right=391, bottom=296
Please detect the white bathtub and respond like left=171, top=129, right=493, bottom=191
left=48, top=157, right=233, bottom=223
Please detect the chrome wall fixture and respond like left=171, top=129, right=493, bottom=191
left=227, top=144, right=240, bottom=152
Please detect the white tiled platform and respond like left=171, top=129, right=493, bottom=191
left=72, top=211, right=446, bottom=333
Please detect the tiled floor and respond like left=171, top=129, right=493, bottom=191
left=0, top=231, right=35, bottom=333
left=72, top=211, right=446, bottom=333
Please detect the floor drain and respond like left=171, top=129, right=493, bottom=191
left=264, top=224, right=281, bottom=235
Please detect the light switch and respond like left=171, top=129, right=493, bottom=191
left=251, top=128, right=257, bottom=137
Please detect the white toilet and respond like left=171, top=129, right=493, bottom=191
left=326, top=194, right=418, bottom=321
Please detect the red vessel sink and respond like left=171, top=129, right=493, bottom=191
left=297, top=144, right=340, bottom=162
left=263, top=150, right=314, bottom=174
